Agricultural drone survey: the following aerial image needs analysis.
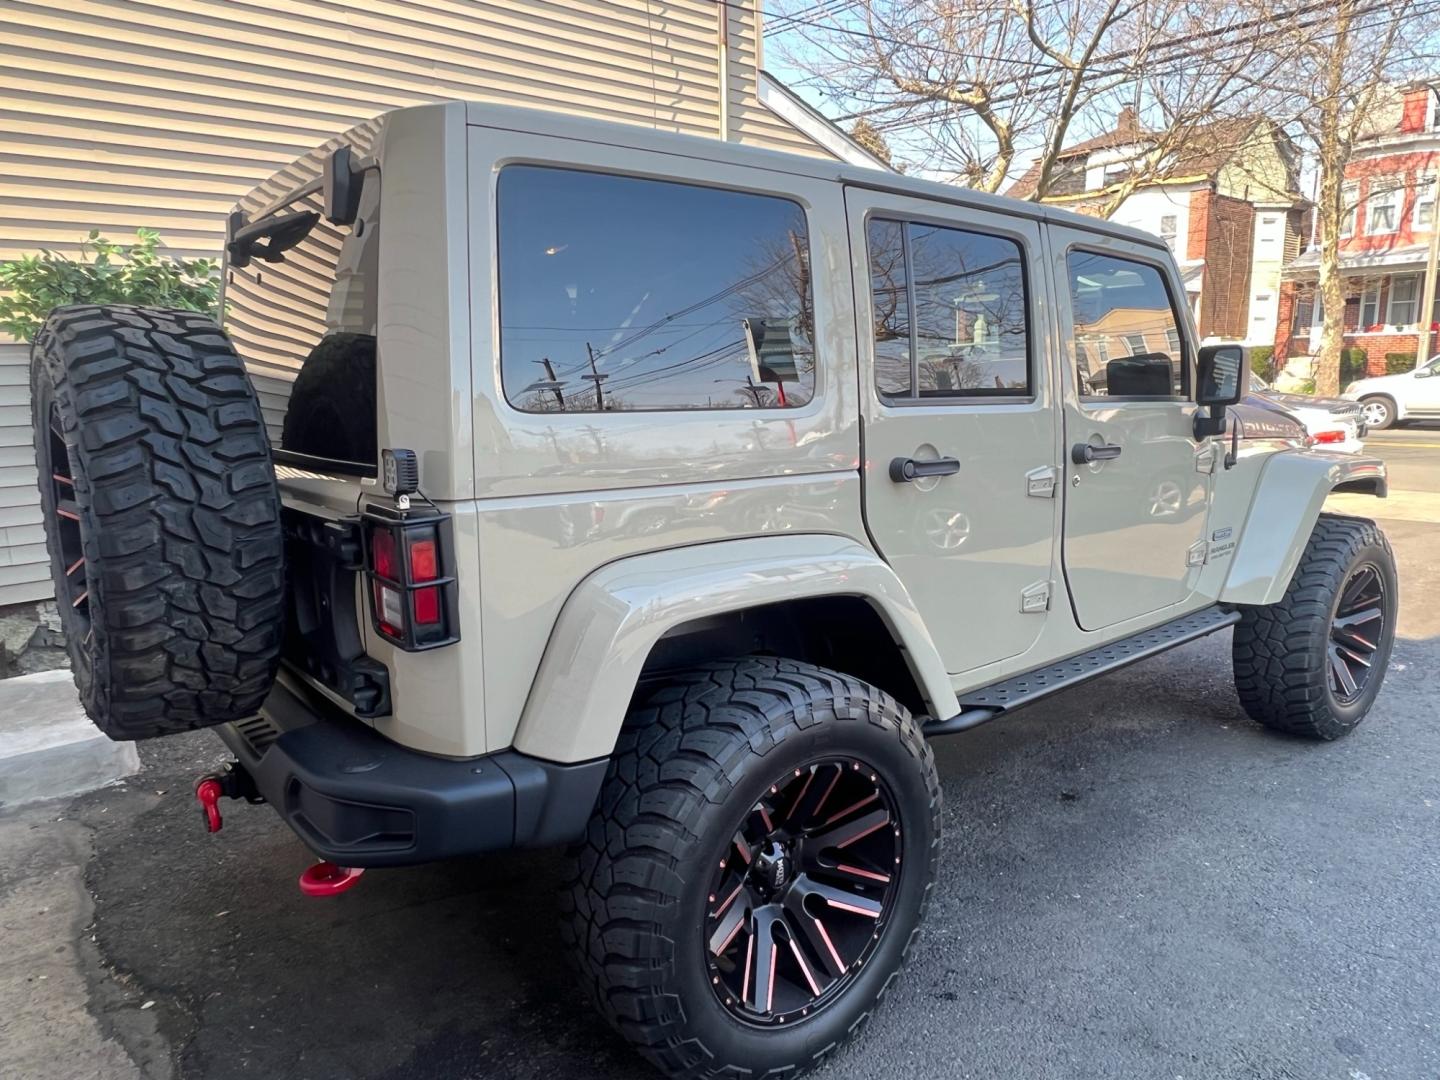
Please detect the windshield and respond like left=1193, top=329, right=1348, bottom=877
left=1250, top=372, right=1270, bottom=391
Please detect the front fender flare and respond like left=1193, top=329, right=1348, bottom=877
left=1220, top=450, right=1387, bottom=607
left=510, top=535, right=958, bottom=763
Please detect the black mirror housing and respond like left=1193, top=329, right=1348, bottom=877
left=1196, top=343, right=1246, bottom=407
left=324, top=145, right=363, bottom=226
left=1194, top=343, right=1245, bottom=440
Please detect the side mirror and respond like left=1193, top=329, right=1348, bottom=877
left=1194, top=343, right=1245, bottom=439
left=1415, top=368, right=1433, bottom=379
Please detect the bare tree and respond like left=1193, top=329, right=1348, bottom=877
left=774, top=0, right=1302, bottom=201
left=1278, top=0, right=1426, bottom=395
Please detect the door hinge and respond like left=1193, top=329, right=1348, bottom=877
left=1020, top=580, right=1051, bottom=613
left=1194, top=443, right=1219, bottom=474
left=1025, top=465, right=1058, bottom=498
left=1186, top=538, right=1208, bottom=566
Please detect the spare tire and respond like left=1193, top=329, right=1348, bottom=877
left=280, top=332, right=376, bottom=466
left=31, top=305, right=285, bottom=740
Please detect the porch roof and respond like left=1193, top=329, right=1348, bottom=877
left=1283, top=243, right=1430, bottom=278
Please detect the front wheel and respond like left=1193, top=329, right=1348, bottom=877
left=1358, top=395, right=1395, bottom=430
left=1233, top=513, right=1397, bottom=739
left=561, top=658, right=940, bottom=1079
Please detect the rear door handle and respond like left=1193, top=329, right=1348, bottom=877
left=890, top=456, right=961, bottom=483
left=1071, top=442, right=1123, bottom=464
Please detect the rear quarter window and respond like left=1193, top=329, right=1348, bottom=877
left=496, top=166, right=815, bottom=412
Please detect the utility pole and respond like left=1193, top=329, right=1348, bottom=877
left=1419, top=181, right=1440, bottom=365
left=582, top=342, right=607, bottom=410
left=531, top=358, right=566, bottom=408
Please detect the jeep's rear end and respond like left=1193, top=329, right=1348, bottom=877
left=213, top=102, right=609, bottom=868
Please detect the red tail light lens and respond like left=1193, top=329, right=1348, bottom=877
left=1312, top=429, right=1346, bottom=444
left=372, top=527, right=399, bottom=580
left=363, top=511, right=457, bottom=650
left=413, top=585, right=441, bottom=625
left=409, top=538, right=439, bottom=582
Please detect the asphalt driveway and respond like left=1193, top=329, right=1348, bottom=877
left=4, top=430, right=1438, bottom=1080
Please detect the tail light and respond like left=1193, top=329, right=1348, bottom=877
left=1312, top=429, right=1346, bottom=445
left=362, top=504, right=458, bottom=650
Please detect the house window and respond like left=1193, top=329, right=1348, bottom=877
left=1359, top=283, right=1382, bottom=328
left=1124, top=332, right=1149, bottom=355
left=497, top=166, right=815, bottom=412
left=1159, top=214, right=1178, bottom=251
left=1416, top=175, right=1436, bottom=229
left=1366, top=183, right=1400, bottom=235
left=1104, top=163, right=1130, bottom=187
left=1388, top=274, right=1421, bottom=326
left=1340, top=183, right=1359, bottom=238
left=1292, top=294, right=1316, bottom=334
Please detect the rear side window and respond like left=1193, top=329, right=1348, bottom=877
left=497, top=166, right=815, bottom=412
left=1066, top=250, right=1187, bottom=398
left=866, top=217, right=1030, bottom=400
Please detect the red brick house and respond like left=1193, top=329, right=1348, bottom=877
left=1008, top=110, right=1306, bottom=343
left=1274, top=82, right=1440, bottom=374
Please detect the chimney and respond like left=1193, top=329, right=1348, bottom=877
left=1400, top=86, right=1432, bottom=134
left=1117, top=105, right=1139, bottom=137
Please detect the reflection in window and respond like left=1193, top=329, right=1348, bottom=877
left=1067, top=251, right=1186, bottom=398
left=868, top=219, right=911, bottom=397
left=867, top=217, right=1029, bottom=399
left=497, top=167, right=814, bottom=412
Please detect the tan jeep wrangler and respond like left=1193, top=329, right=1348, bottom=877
left=30, top=102, right=1395, bottom=1079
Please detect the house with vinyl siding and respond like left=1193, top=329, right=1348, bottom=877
left=0, top=0, right=880, bottom=633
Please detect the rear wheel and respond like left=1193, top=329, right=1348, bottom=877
left=31, top=305, right=285, bottom=740
left=1358, top=396, right=1395, bottom=430
left=1233, top=514, right=1397, bottom=740
left=562, top=657, right=940, bottom=1079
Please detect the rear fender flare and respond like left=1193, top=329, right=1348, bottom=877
left=510, top=535, right=958, bottom=763
left=1220, top=451, right=1387, bottom=607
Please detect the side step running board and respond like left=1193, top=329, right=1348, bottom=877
left=924, top=605, right=1242, bottom=738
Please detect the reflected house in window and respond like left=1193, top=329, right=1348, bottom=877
left=1068, top=251, right=1186, bottom=398
left=866, top=217, right=1031, bottom=400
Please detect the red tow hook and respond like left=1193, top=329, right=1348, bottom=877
left=298, top=861, right=365, bottom=897
left=195, top=777, right=225, bottom=833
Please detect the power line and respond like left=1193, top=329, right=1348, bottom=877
left=856, top=0, right=1429, bottom=137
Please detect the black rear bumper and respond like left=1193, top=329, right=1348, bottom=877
left=216, top=676, right=607, bottom=868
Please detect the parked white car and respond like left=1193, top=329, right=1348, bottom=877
left=1342, top=354, right=1440, bottom=429
left=1249, top=374, right=1366, bottom=452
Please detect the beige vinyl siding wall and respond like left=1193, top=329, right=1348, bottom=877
left=0, top=0, right=835, bottom=605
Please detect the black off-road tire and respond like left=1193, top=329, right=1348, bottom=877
left=1232, top=513, right=1397, bottom=740
left=32, top=305, right=285, bottom=740
left=279, top=332, right=376, bottom=465
left=560, top=657, right=941, bottom=1080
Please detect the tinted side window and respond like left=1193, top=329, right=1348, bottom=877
left=497, top=167, right=814, bottom=412
left=1066, top=251, right=1186, bottom=398
left=867, top=217, right=1030, bottom=400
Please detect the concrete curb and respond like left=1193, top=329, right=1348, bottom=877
left=0, top=669, right=139, bottom=810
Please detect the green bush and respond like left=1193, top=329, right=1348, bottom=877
left=1385, top=351, right=1418, bottom=373
left=1249, top=346, right=1275, bottom=380
left=1339, top=347, right=1368, bottom=388
left=0, top=229, right=218, bottom=341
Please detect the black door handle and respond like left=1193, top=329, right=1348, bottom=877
left=1072, top=442, right=1123, bottom=464
left=889, top=456, right=961, bottom=483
